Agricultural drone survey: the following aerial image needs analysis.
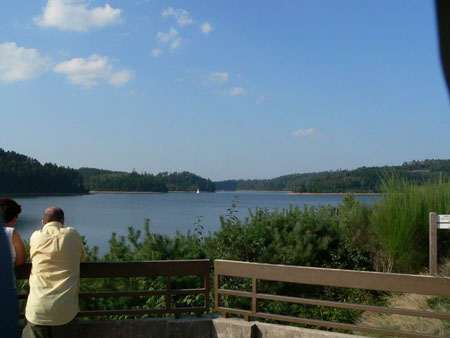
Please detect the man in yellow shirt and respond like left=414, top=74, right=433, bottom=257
left=23, top=206, right=86, bottom=338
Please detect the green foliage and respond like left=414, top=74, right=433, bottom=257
left=204, top=198, right=382, bottom=328
left=370, top=176, right=450, bottom=273
left=100, top=218, right=207, bottom=261
left=334, top=194, right=374, bottom=270
left=156, top=171, right=216, bottom=192
left=80, top=168, right=216, bottom=193
left=0, top=148, right=215, bottom=194
left=215, top=159, right=450, bottom=193
left=207, top=204, right=344, bottom=267
left=79, top=218, right=207, bottom=319
left=78, top=167, right=125, bottom=181
left=0, top=148, right=87, bottom=194
left=86, top=172, right=169, bottom=192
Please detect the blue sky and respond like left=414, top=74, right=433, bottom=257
left=0, top=0, right=448, bottom=180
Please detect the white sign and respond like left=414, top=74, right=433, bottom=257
left=438, top=214, right=450, bottom=229
left=438, top=215, right=450, bottom=223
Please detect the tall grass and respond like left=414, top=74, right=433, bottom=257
left=357, top=259, right=450, bottom=336
left=371, top=175, right=450, bottom=273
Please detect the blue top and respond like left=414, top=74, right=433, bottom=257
left=0, top=220, right=19, bottom=337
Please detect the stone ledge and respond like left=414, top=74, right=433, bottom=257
left=212, top=317, right=362, bottom=338
left=78, top=316, right=363, bottom=338
left=78, top=316, right=213, bottom=338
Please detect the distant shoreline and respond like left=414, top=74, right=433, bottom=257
left=90, top=190, right=213, bottom=194
left=2, top=190, right=382, bottom=197
left=222, top=190, right=381, bottom=195
left=0, top=192, right=89, bottom=197
left=90, top=191, right=164, bottom=194
left=287, top=192, right=381, bottom=196
left=91, top=190, right=382, bottom=195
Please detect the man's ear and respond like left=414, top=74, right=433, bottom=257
left=61, top=217, right=65, bottom=225
left=41, top=219, right=45, bottom=227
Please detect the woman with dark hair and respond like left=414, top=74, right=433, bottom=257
left=0, top=198, right=26, bottom=266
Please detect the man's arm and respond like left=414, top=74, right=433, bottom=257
left=73, top=229, right=87, bottom=262
left=80, top=243, right=87, bottom=262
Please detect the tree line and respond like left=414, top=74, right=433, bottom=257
left=0, top=149, right=86, bottom=194
left=2, top=147, right=449, bottom=194
left=214, top=160, right=450, bottom=193
left=79, top=168, right=216, bottom=192
left=0, top=149, right=216, bottom=194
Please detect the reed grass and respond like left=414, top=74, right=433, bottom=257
left=370, top=175, right=450, bottom=273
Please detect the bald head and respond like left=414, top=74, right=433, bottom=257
left=43, top=206, right=65, bottom=225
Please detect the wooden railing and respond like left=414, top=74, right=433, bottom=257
left=16, top=259, right=450, bottom=336
left=16, top=259, right=210, bottom=318
left=214, top=259, right=450, bottom=338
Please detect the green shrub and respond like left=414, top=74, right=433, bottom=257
left=204, top=199, right=381, bottom=327
left=206, top=204, right=343, bottom=267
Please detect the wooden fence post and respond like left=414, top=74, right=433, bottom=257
left=252, top=277, right=257, bottom=316
left=429, top=212, right=438, bottom=275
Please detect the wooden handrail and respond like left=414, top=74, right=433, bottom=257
left=215, top=259, right=450, bottom=338
left=16, top=259, right=211, bottom=279
left=17, top=259, right=211, bottom=318
left=215, top=259, right=450, bottom=296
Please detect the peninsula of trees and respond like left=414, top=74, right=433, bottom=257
left=79, top=168, right=216, bottom=193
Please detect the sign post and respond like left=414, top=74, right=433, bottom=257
left=429, top=213, right=450, bottom=275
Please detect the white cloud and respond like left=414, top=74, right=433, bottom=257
left=109, top=69, right=134, bottom=87
left=170, top=37, right=184, bottom=51
left=34, top=0, right=123, bottom=32
left=162, top=7, right=193, bottom=26
left=0, top=42, right=51, bottom=83
left=208, top=72, right=228, bottom=84
left=292, top=128, right=316, bottom=137
left=156, top=28, right=185, bottom=52
left=201, top=22, right=213, bottom=35
left=255, top=95, right=265, bottom=104
left=156, top=27, right=178, bottom=44
left=226, top=87, right=246, bottom=96
left=53, top=54, right=134, bottom=87
left=151, top=48, right=162, bottom=58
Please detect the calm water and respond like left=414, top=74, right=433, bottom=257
left=12, top=192, right=378, bottom=254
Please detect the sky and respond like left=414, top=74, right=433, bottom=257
left=0, top=0, right=449, bottom=181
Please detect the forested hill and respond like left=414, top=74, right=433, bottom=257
left=0, top=149, right=215, bottom=194
left=156, top=171, right=216, bottom=192
left=2, top=147, right=447, bottom=194
left=215, top=160, right=450, bottom=193
left=79, top=168, right=216, bottom=192
left=0, top=149, right=87, bottom=194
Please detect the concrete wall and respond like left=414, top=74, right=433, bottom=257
left=78, top=316, right=362, bottom=338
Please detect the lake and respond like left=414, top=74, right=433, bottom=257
left=12, top=192, right=379, bottom=254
